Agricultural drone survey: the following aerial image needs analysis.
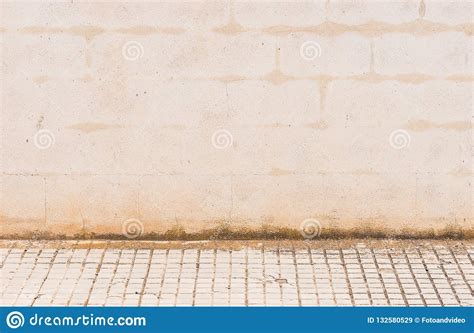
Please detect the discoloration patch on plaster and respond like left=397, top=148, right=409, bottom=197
left=1, top=239, right=469, bottom=252
left=35, top=115, right=44, bottom=129
left=446, top=75, right=474, bottom=82
left=213, top=3, right=247, bottom=35
left=66, top=122, right=123, bottom=133
left=419, top=0, right=426, bottom=18
left=114, top=26, right=185, bottom=35
left=306, top=121, right=329, bottom=130
left=405, top=119, right=472, bottom=132
left=448, top=167, right=473, bottom=177
left=213, top=22, right=248, bottom=35
left=212, top=75, right=247, bottom=83
left=79, top=74, right=94, bottom=82
left=270, top=168, right=293, bottom=176
left=261, top=70, right=293, bottom=85
left=351, top=73, right=435, bottom=84
left=32, top=75, right=49, bottom=84
left=261, top=49, right=293, bottom=85
left=351, top=169, right=377, bottom=175
left=19, top=25, right=184, bottom=42
left=20, top=26, right=105, bottom=42
left=14, top=19, right=474, bottom=42
left=263, top=20, right=473, bottom=37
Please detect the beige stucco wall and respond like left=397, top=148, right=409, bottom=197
left=1, top=0, right=473, bottom=238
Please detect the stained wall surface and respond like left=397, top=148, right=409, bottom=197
left=1, top=0, right=473, bottom=237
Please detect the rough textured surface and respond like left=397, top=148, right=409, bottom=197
left=0, top=1, right=473, bottom=237
left=1, top=240, right=473, bottom=306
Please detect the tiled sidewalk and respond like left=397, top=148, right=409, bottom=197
left=1, top=241, right=472, bottom=307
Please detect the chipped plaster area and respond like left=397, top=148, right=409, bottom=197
left=0, top=1, right=473, bottom=238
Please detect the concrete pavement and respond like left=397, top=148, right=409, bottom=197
left=1, top=240, right=472, bottom=307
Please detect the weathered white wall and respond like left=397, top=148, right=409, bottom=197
left=1, top=1, right=473, bottom=238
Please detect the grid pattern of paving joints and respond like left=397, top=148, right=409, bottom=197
left=1, top=245, right=473, bottom=307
